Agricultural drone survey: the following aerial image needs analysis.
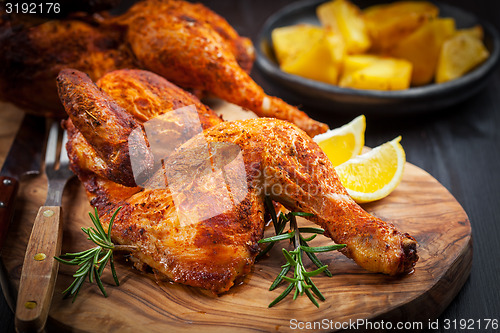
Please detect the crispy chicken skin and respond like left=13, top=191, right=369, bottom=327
left=57, top=69, right=147, bottom=187
left=104, top=0, right=255, bottom=75
left=59, top=69, right=417, bottom=293
left=106, top=0, right=328, bottom=136
left=95, top=69, right=222, bottom=128
left=1, top=0, right=328, bottom=136
left=0, top=19, right=134, bottom=117
left=57, top=68, right=223, bottom=186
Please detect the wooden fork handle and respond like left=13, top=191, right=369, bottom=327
left=15, top=206, right=63, bottom=333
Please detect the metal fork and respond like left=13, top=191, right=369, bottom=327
left=15, top=121, right=73, bottom=333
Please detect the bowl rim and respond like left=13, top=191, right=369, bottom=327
left=255, top=0, right=500, bottom=102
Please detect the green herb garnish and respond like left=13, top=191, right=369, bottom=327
left=258, top=197, right=346, bottom=308
left=55, top=206, right=134, bottom=302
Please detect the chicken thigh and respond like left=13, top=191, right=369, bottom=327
left=58, top=69, right=418, bottom=293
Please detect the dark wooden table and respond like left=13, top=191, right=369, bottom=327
left=1, top=0, right=499, bottom=332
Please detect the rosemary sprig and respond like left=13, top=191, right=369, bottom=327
left=55, top=206, right=123, bottom=302
left=258, top=197, right=346, bottom=308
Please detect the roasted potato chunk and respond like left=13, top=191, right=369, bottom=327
left=391, top=18, right=456, bottom=85
left=364, top=1, right=439, bottom=52
left=317, top=0, right=371, bottom=54
left=436, top=31, right=490, bottom=83
left=341, top=54, right=381, bottom=78
left=272, top=24, right=324, bottom=66
left=325, top=31, right=347, bottom=66
left=455, top=25, right=484, bottom=40
left=339, top=56, right=413, bottom=90
left=272, top=25, right=342, bottom=84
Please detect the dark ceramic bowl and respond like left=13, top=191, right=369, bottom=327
left=256, top=0, right=500, bottom=116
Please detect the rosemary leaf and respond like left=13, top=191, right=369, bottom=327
left=268, top=283, right=294, bottom=308
left=55, top=257, right=80, bottom=265
left=108, top=207, right=122, bottom=241
left=303, top=265, right=328, bottom=277
left=269, top=265, right=291, bottom=291
left=293, top=287, right=299, bottom=300
left=110, top=254, right=120, bottom=286
left=259, top=197, right=346, bottom=308
left=97, top=256, right=107, bottom=277
left=301, top=244, right=347, bottom=253
left=304, top=288, right=320, bottom=308
left=70, top=275, right=85, bottom=296
left=299, top=238, right=333, bottom=277
left=89, top=262, right=95, bottom=284
left=298, top=227, right=325, bottom=234
left=282, top=248, right=297, bottom=266
left=255, top=243, right=274, bottom=260
left=94, top=268, right=107, bottom=297
left=301, top=234, right=317, bottom=242
left=282, top=276, right=300, bottom=283
left=62, top=277, right=79, bottom=296
left=90, top=208, right=106, bottom=236
left=258, top=231, right=295, bottom=244
left=55, top=206, right=126, bottom=302
left=305, top=276, right=325, bottom=301
left=289, top=212, right=315, bottom=217
left=264, top=196, right=279, bottom=233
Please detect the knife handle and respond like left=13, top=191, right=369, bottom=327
left=15, top=206, right=63, bottom=333
left=0, top=175, right=19, bottom=251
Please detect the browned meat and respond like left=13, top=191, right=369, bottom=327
left=58, top=68, right=224, bottom=186
left=95, top=69, right=223, bottom=128
left=107, top=0, right=327, bottom=136
left=0, top=19, right=134, bottom=117
left=59, top=69, right=417, bottom=293
left=1, top=0, right=328, bottom=136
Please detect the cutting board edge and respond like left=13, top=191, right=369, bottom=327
left=0, top=101, right=476, bottom=332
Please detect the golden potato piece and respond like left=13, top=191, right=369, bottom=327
left=342, top=54, right=381, bottom=78
left=364, top=1, right=439, bottom=52
left=391, top=18, right=456, bottom=86
left=324, top=30, right=347, bottom=66
left=317, top=0, right=371, bottom=54
left=281, top=43, right=340, bottom=85
left=436, top=33, right=489, bottom=83
left=278, top=29, right=341, bottom=85
left=339, top=57, right=413, bottom=90
left=455, top=25, right=484, bottom=40
left=271, top=24, right=324, bottom=66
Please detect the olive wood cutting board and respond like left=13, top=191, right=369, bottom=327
left=0, top=101, right=472, bottom=332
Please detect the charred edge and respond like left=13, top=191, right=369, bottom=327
left=401, top=234, right=419, bottom=274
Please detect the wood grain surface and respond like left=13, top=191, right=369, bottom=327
left=0, top=102, right=471, bottom=332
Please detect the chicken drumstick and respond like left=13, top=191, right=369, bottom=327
left=58, top=68, right=417, bottom=293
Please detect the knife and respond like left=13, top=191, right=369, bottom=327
left=0, top=114, right=46, bottom=311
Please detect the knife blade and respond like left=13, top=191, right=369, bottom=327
left=0, top=114, right=46, bottom=250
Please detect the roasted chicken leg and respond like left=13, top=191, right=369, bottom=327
left=58, top=69, right=417, bottom=293
left=105, top=0, right=328, bottom=136
left=0, top=0, right=328, bottom=136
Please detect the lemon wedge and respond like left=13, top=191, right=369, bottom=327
left=313, top=115, right=366, bottom=167
left=334, top=136, right=406, bottom=203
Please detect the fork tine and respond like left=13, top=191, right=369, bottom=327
left=45, top=121, right=60, bottom=168
left=60, top=129, right=70, bottom=166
